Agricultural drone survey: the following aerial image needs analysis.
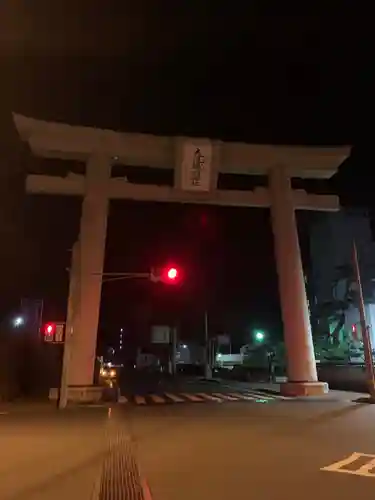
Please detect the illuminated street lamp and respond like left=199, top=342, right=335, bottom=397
left=13, top=316, right=24, bottom=328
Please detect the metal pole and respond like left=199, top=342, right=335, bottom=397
left=353, top=241, right=375, bottom=399
left=171, top=327, right=177, bottom=376
left=59, top=241, right=80, bottom=409
left=204, top=311, right=212, bottom=379
left=38, top=299, right=44, bottom=336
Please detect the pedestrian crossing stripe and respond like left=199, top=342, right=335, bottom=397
left=228, top=392, right=257, bottom=401
left=150, top=394, right=165, bottom=404
left=180, top=393, right=203, bottom=402
left=134, top=395, right=147, bottom=405
left=118, top=390, right=285, bottom=406
left=197, top=393, right=223, bottom=402
left=212, top=393, right=239, bottom=401
left=164, top=392, right=185, bottom=402
left=243, top=390, right=291, bottom=401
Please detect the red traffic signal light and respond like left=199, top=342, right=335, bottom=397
left=43, top=322, right=56, bottom=342
left=167, top=267, right=178, bottom=281
left=42, top=322, right=65, bottom=343
left=150, top=265, right=182, bottom=284
left=44, top=322, right=56, bottom=336
left=161, top=265, right=181, bottom=284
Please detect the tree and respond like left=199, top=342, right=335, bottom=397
left=311, top=253, right=375, bottom=349
left=311, top=264, right=357, bottom=344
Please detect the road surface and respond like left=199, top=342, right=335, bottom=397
left=0, top=406, right=108, bottom=500
left=116, top=391, right=375, bottom=500
left=2, top=386, right=375, bottom=500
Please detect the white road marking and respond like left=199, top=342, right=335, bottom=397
left=134, top=395, right=147, bottom=405
left=222, top=384, right=291, bottom=400
left=197, top=393, right=223, bottom=402
left=181, top=393, right=204, bottom=402
left=150, top=394, right=166, bottom=404
left=212, top=393, right=239, bottom=401
left=228, top=392, right=257, bottom=401
left=165, top=393, right=185, bottom=403
left=321, top=452, right=375, bottom=477
left=244, top=390, right=290, bottom=400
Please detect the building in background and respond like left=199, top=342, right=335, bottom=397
left=309, top=209, right=375, bottom=347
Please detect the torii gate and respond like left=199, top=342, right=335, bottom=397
left=14, top=113, right=350, bottom=400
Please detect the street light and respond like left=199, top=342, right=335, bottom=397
left=13, top=316, right=24, bottom=327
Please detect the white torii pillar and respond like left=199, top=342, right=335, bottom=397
left=269, top=166, right=327, bottom=396
left=67, top=153, right=111, bottom=395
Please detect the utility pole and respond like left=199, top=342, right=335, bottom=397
left=353, top=241, right=375, bottom=400
left=171, top=327, right=177, bottom=376
left=204, top=311, right=212, bottom=379
left=58, top=241, right=81, bottom=409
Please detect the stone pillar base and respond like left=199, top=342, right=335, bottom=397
left=280, top=381, right=329, bottom=397
left=49, top=385, right=103, bottom=403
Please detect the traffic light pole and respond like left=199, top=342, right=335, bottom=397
left=58, top=265, right=179, bottom=408
left=204, top=311, right=212, bottom=379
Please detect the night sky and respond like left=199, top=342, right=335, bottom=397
left=0, top=3, right=372, bottom=351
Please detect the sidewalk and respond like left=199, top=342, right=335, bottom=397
left=0, top=408, right=108, bottom=499
left=0, top=405, right=146, bottom=500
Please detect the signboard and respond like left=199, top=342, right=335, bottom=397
left=180, top=141, right=212, bottom=192
left=151, top=325, right=170, bottom=344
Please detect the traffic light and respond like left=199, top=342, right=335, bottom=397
left=254, top=330, right=265, bottom=342
left=42, top=322, right=65, bottom=343
left=150, top=266, right=182, bottom=284
left=166, top=267, right=178, bottom=281
left=44, top=322, right=56, bottom=338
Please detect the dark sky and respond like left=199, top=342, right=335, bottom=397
left=0, top=3, right=373, bottom=349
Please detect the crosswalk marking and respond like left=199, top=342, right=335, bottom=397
left=197, top=393, right=223, bottom=402
left=165, top=393, right=184, bottom=403
left=150, top=394, right=166, bottom=404
left=243, top=391, right=283, bottom=401
left=181, top=393, right=204, bottom=402
left=212, top=393, right=239, bottom=401
left=135, top=395, right=147, bottom=405
left=228, top=392, right=256, bottom=401
left=244, top=389, right=291, bottom=400
left=121, top=390, right=283, bottom=406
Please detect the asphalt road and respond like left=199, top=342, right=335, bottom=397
left=116, top=396, right=375, bottom=500
left=2, top=387, right=375, bottom=500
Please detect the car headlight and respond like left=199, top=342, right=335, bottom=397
left=110, top=370, right=116, bottom=377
